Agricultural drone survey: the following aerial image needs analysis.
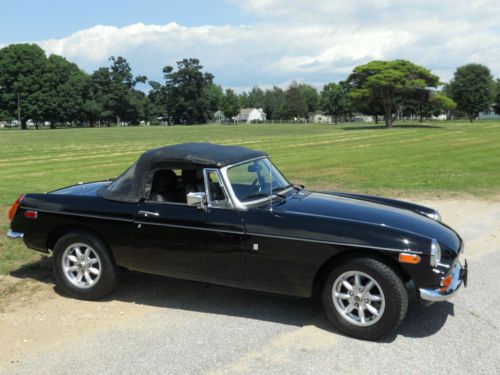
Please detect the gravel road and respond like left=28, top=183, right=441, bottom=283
left=1, top=198, right=499, bottom=374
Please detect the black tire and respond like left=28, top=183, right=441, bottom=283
left=53, top=232, right=121, bottom=300
left=322, top=257, right=408, bottom=341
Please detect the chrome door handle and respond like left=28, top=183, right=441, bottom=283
left=138, top=210, right=160, bottom=217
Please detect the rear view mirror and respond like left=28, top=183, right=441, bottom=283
left=187, top=192, right=207, bottom=210
left=247, top=163, right=262, bottom=173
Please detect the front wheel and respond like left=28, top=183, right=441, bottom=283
left=322, top=257, right=408, bottom=340
left=53, top=232, right=121, bottom=300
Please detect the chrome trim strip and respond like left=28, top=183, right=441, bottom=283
left=22, top=207, right=133, bottom=223
left=135, top=220, right=244, bottom=235
left=7, top=230, right=24, bottom=239
left=145, top=201, right=188, bottom=206
left=245, top=231, right=423, bottom=254
left=224, top=155, right=268, bottom=169
left=419, top=260, right=465, bottom=302
left=203, top=168, right=234, bottom=209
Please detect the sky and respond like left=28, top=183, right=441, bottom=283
left=1, top=0, right=500, bottom=91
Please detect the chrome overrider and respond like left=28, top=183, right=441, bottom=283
left=7, top=230, right=24, bottom=239
left=419, top=259, right=468, bottom=302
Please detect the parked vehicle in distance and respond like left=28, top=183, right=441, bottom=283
left=7, top=143, right=468, bottom=340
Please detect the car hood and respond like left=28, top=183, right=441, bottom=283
left=284, top=191, right=462, bottom=253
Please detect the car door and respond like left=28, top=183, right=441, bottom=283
left=132, top=169, right=246, bottom=285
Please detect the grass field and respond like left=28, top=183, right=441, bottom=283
left=1, top=121, right=500, bottom=274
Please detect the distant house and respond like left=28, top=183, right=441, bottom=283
left=431, top=114, right=448, bottom=121
left=309, top=112, right=332, bottom=123
left=479, top=109, right=500, bottom=120
left=214, top=110, right=225, bottom=123
left=233, top=108, right=266, bottom=123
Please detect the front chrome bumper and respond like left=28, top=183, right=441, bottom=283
left=6, top=230, right=24, bottom=239
left=419, top=259, right=468, bottom=302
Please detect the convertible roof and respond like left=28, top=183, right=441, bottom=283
left=98, top=143, right=267, bottom=203
left=139, top=142, right=267, bottom=168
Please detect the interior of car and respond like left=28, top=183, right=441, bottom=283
left=150, top=169, right=199, bottom=203
left=150, top=168, right=225, bottom=204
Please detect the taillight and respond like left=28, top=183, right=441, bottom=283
left=24, top=210, right=38, bottom=219
left=8, top=194, right=25, bottom=221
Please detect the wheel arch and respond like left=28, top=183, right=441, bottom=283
left=312, top=248, right=411, bottom=295
left=47, top=225, right=113, bottom=258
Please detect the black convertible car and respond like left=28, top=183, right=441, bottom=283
left=7, top=143, right=467, bottom=340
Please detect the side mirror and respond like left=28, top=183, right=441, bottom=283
left=186, top=192, right=207, bottom=210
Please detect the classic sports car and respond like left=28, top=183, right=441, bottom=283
left=7, top=143, right=467, bottom=340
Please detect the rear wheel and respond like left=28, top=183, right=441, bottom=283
left=53, top=232, right=120, bottom=300
left=322, top=257, right=408, bottom=340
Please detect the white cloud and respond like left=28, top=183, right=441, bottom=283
left=23, top=0, right=500, bottom=89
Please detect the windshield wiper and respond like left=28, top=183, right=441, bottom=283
left=272, top=184, right=293, bottom=193
left=244, top=191, right=287, bottom=202
left=244, top=192, right=270, bottom=200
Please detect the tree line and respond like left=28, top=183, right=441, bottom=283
left=1, top=43, right=499, bottom=129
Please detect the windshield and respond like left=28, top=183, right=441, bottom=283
left=227, top=158, right=290, bottom=202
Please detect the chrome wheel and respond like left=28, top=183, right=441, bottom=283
left=62, top=243, right=102, bottom=289
left=332, top=271, right=385, bottom=327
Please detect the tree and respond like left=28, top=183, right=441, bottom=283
left=351, top=96, right=384, bottom=124
left=88, top=67, right=113, bottom=124
left=403, top=90, right=456, bottom=122
left=320, top=81, right=351, bottom=124
left=220, top=88, right=240, bottom=120
left=297, top=83, right=320, bottom=113
left=202, top=83, right=224, bottom=121
left=429, top=92, right=456, bottom=117
left=0, top=44, right=51, bottom=128
left=263, top=86, right=285, bottom=120
left=162, top=58, right=214, bottom=124
left=107, top=56, right=147, bottom=125
left=493, top=79, right=500, bottom=115
left=348, top=60, right=439, bottom=128
left=449, top=64, right=493, bottom=122
left=246, top=86, right=265, bottom=108
left=45, top=54, right=87, bottom=127
left=284, top=83, right=308, bottom=120
left=146, top=80, right=167, bottom=123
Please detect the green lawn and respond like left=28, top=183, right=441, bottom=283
left=1, top=121, right=500, bottom=275
left=1, top=121, right=500, bottom=205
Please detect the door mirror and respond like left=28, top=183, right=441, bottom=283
left=186, top=192, right=207, bottom=210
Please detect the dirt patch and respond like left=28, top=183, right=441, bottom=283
left=0, top=282, right=156, bottom=369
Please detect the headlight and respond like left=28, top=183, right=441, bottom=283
left=425, top=211, right=441, bottom=222
left=430, top=239, right=441, bottom=267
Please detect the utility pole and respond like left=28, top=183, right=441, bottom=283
left=17, top=92, right=21, bottom=127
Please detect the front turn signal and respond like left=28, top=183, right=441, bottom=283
left=440, top=274, right=453, bottom=291
left=399, top=253, right=421, bottom=264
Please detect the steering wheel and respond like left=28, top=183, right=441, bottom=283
left=248, top=175, right=266, bottom=195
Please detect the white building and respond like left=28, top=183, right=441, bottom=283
left=310, top=112, right=333, bottom=123
left=479, top=109, right=500, bottom=120
left=233, top=108, right=266, bottom=123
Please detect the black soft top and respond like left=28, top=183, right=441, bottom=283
left=138, top=142, right=266, bottom=168
left=98, top=143, right=267, bottom=202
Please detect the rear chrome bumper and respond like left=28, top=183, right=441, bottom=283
left=419, top=259, right=468, bottom=302
left=6, top=230, right=24, bottom=239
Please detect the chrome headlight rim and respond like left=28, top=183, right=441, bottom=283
left=430, top=239, right=441, bottom=267
left=425, top=210, right=441, bottom=222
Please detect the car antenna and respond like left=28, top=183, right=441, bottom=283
left=269, top=124, right=273, bottom=213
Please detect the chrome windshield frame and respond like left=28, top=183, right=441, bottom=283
left=219, top=156, right=288, bottom=211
